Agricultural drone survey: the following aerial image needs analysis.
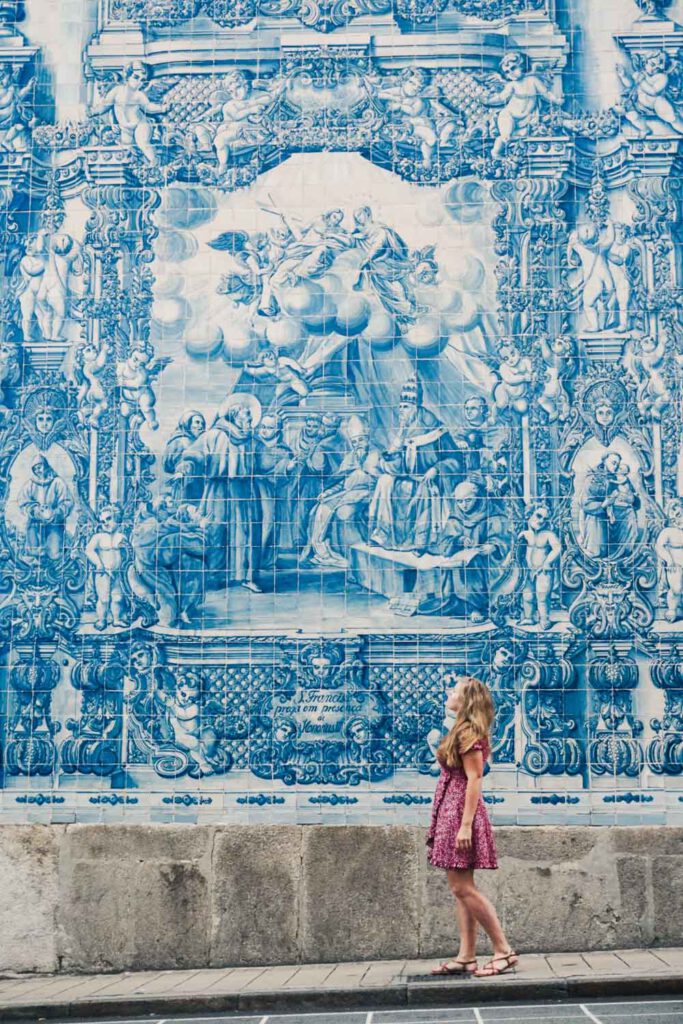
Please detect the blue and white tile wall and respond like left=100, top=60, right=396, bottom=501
left=0, top=0, right=682, bottom=827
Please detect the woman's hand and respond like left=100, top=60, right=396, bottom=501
left=455, top=824, right=472, bottom=852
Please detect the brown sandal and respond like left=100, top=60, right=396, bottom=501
left=474, top=950, right=518, bottom=977
left=431, top=958, right=478, bottom=976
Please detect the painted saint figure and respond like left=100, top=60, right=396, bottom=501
left=368, top=375, right=464, bottom=552
left=351, top=206, right=420, bottom=323
left=18, top=455, right=73, bottom=561
left=304, top=416, right=381, bottom=568
left=579, top=452, right=641, bottom=560
left=176, top=398, right=263, bottom=592
left=162, top=410, right=206, bottom=502
left=290, top=412, right=344, bottom=552
left=416, top=480, right=509, bottom=622
left=253, top=413, right=297, bottom=571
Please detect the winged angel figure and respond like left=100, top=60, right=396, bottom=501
left=91, top=61, right=175, bottom=165
left=116, top=343, right=172, bottom=431
left=209, top=204, right=352, bottom=319
left=0, top=63, right=36, bottom=152
left=362, top=67, right=463, bottom=170
left=478, top=53, right=564, bottom=159
left=190, top=70, right=287, bottom=175
left=616, top=50, right=683, bottom=136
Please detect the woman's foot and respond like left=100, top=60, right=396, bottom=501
left=474, top=950, right=518, bottom=977
left=430, top=958, right=477, bottom=976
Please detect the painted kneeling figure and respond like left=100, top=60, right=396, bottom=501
left=428, top=675, right=518, bottom=978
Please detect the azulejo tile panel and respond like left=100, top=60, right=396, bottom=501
left=0, top=0, right=682, bottom=825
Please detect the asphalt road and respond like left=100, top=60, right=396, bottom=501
left=49, top=997, right=683, bottom=1024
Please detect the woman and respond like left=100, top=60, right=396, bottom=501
left=427, top=675, right=518, bottom=977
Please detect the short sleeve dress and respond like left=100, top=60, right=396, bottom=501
left=426, top=737, right=498, bottom=871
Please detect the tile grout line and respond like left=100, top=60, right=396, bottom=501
left=579, top=1006, right=605, bottom=1024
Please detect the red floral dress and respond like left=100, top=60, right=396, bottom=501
left=426, top=737, right=498, bottom=871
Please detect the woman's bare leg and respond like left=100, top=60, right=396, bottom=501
left=431, top=875, right=479, bottom=973
left=455, top=895, right=478, bottom=961
left=447, top=869, right=513, bottom=957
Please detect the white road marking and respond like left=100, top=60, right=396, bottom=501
left=70, top=1001, right=683, bottom=1024
left=598, top=1015, right=683, bottom=1020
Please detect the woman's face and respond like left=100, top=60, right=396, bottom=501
left=445, top=680, right=466, bottom=713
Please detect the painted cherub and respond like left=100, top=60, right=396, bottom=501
left=0, top=64, right=35, bottom=151
left=84, top=504, right=128, bottom=631
left=116, top=343, right=171, bottom=431
left=518, top=504, right=561, bottom=631
left=656, top=499, right=683, bottom=623
left=244, top=346, right=311, bottom=404
left=156, top=673, right=217, bottom=776
left=72, top=340, right=110, bottom=429
left=485, top=52, right=563, bottom=159
left=538, top=334, right=575, bottom=423
left=369, top=66, right=461, bottom=170
left=91, top=61, right=171, bottom=165
left=494, top=339, right=533, bottom=415
left=622, top=333, right=670, bottom=421
left=616, top=50, right=683, bottom=137
left=194, top=70, right=286, bottom=174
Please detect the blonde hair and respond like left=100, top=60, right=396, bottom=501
left=437, top=675, right=495, bottom=770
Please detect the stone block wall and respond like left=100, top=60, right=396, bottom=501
left=1, top=825, right=681, bottom=974
left=2, top=0, right=683, bottom=976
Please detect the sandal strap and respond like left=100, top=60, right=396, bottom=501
left=478, top=952, right=517, bottom=974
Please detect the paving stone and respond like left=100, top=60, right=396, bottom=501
left=0, top=948, right=682, bottom=1018
left=280, top=966, right=337, bottom=989
left=580, top=951, right=631, bottom=972
left=118, top=969, right=204, bottom=995
left=241, top=965, right=301, bottom=990
left=614, top=949, right=672, bottom=971
left=198, top=968, right=268, bottom=993
left=546, top=954, right=593, bottom=976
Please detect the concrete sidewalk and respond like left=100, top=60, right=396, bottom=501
left=0, top=948, right=682, bottom=1020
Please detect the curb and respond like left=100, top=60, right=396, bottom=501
left=1, top=971, right=682, bottom=1020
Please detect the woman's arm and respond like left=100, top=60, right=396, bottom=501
left=455, top=748, right=484, bottom=852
